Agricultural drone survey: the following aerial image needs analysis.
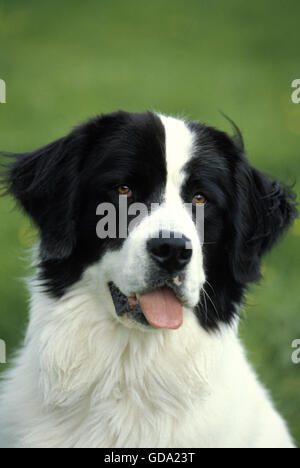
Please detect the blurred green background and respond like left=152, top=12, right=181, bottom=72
left=0, top=0, right=299, bottom=446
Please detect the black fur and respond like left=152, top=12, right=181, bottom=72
left=185, top=121, right=298, bottom=329
left=1, top=111, right=166, bottom=296
left=1, top=111, right=298, bottom=330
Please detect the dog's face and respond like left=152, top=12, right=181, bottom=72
left=3, top=111, right=297, bottom=331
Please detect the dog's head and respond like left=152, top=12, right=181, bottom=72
left=2, top=111, right=298, bottom=330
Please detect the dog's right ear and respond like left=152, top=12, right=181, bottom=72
left=1, top=134, right=84, bottom=261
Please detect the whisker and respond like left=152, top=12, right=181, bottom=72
left=205, top=280, right=216, bottom=296
left=199, top=290, right=208, bottom=324
left=203, top=286, right=220, bottom=322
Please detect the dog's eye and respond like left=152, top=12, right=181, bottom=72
left=192, top=193, right=207, bottom=205
left=118, top=186, right=133, bottom=198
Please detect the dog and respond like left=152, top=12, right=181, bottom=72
left=0, top=111, right=297, bottom=448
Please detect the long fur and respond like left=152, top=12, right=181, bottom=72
left=0, top=111, right=297, bottom=448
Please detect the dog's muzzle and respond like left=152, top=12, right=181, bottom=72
left=109, top=276, right=189, bottom=330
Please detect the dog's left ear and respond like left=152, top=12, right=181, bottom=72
left=231, top=163, right=298, bottom=284
left=1, top=133, right=84, bottom=261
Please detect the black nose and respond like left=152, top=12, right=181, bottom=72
left=147, top=232, right=193, bottom=272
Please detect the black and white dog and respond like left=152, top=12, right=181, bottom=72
left=0, top=111, right=297, bottom=448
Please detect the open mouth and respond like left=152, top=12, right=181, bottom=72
left=108, top=282, right=185, bottom=330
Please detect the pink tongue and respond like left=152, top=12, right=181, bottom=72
left=139, top=288, right=183, bottom=329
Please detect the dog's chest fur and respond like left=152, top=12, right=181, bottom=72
left=0, top=275, right=230, bottom=448
left=0, top=272, right=293, bottom=448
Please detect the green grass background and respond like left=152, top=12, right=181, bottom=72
left=0, top=0, right=299, bottom=446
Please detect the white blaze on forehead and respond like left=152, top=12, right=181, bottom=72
left=158, top=114, right=195, bottom=201
left=149, top=114, right=198, bottom=239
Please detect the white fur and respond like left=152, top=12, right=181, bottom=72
left=0, top=115, right=295, bottom=448
left=0, top=272, right=294, bottom=448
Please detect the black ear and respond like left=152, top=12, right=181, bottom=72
left=231, top=164, right=298, bottom=284
left=1, top=134, right=84, bottom=261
